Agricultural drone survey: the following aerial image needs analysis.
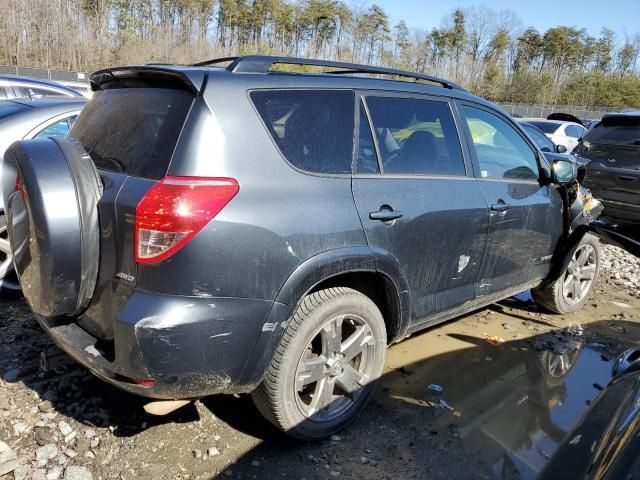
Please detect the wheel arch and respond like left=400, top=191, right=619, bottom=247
left=238, top=246, right=411, bottom=389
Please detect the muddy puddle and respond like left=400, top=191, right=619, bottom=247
left=375, top=292, right=640, bottom=480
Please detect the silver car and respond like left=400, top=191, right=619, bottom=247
left=0, top=75, right=84, bottom=99
left=0, top=97, right=85, bottom=291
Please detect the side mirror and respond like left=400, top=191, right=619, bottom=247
left=555, top=144, right=567, bottom=153
left=552, top=159, right=577, bottom=184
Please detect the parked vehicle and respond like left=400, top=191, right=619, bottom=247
left=519, top=121, right=592, bottom=167
left=527, top=119, right=588, bottom=153
left=577, top=112, right=640, bottom=224
left=0, top=75, right=83, bottom=99
left=539, top=347, right=640, bottom=480
left=519, top=121, right=568, bottom=153
left=2, top=56, right=601, bottom=440
left=0, top=97, right=85, bottom=291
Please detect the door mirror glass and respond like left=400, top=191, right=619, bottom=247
left=555, top=144, right=567, bottom=153
left=552, top=159, right=576, bottom=184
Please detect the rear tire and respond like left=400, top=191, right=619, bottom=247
left=533, top=234, right=601, bottom=314
left=252, top=287, right=387, bottom=440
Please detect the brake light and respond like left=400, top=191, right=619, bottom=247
left=135, top=176, right=239, bottom=264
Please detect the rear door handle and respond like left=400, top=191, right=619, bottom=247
left=618, top=176, right=636, bottom=182
left=490, top=202, right=511, bottom=212
left=369, top=210, right=403, bottom=221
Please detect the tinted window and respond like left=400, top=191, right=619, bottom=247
left=34, top=116, right=77, bottom=139
left=365, top=96, right=465, bottom=176
left=0, top=101, right=30, bottom=120
left=251, top=90, right=354, bottom=174
left=70, top=88, right=194, bottom=180
left=357, top=103, right=379, bottom=173
left=522, top=123, right=554, bottom=152
left=463, top=106, right=539, bottom=181
left=584, top=117, right=640, bottom=145
left=528, top=121, right=559, bottom=134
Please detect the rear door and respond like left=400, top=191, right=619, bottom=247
left=352, top=93, right=489, bottom=324
left=457, top=103, right=564, bottom=297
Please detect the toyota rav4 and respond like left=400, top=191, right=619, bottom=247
left=2, top=56, right=602, bottom=440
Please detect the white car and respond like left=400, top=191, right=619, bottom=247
left=526, top=120, right=588, bottom=152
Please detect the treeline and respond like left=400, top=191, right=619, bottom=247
left=2, top=0, right=640, bottom=108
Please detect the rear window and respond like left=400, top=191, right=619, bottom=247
left=250, top=90, right=354, bottom=174
left=70, top=88, right=194, bottom=179
left=528, top=121, right=559, bottom=134
left=0, top=101, right=30, bottom=120
left=584, top=117, right=640, bottom=146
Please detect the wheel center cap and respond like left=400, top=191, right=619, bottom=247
left=326, top=358, right=344, bottom=377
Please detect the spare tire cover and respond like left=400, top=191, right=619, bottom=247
left=2, top=137, right=102, bottom=318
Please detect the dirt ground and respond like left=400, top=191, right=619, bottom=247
left=1, top=245, right=639, bottom=480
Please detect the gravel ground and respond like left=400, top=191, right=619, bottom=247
left=0, top=243, right=638, bottom=480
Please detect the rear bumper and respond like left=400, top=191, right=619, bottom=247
left=37, top=291, right=274, bottom=399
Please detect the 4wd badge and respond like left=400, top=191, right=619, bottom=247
left=115, top=272, right=135, bottom=282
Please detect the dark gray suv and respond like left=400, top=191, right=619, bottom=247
left=2, top=56, right=601, bottom=440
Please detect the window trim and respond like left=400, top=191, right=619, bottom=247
left=355, top=90, right=472, bottom=179
left=247, top=87, right=357, bottom=178
left=456, top=100, right=549, bottom=184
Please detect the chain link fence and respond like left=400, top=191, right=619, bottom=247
left=497, top=103, right=626, bottom=120
left=0, top=66, right=89, bottom=84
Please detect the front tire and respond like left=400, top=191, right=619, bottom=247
left=533, top=234, right=601, bottom=314
left=252, top=287, right=387, bottom=440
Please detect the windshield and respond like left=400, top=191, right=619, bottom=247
left=527, top=121, right=560, bottom=134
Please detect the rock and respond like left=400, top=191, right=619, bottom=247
left=39, top=401, right=54, bottom=413
left=36, top=444, right=59, bottom=466
left=359, top=457, right=368, bottom=464
left=83, top=429, right=96, bottom=439
left=330, top=435, right=341, bottom=442
left=192, top=449, right=202, bottom=459
left=47, top=465, right=64, bottom=479
left=58, top=421, right=73, bottom=437
left=329, top=471, right=341, bottom=477
left=13, top=421, right=29, bottom=436
left=3, top=368, right=21, bottom=382
left=84, top=451, right=96, bottom=459
left=250, top=460, right=260, bottom=466
left=64, top=465, right=93, bottom=480
left=0, top=441, right=19, bottom=476
left=34, top=427, right=54, bottom=446
left=32, top=469, right=48, bottom=480
left=65, top=450, right=77, bottom=459
left=90, top=437, right=100, bottom=449
left=13, top=464, right=29, bottom=480
left=207, top=447, right=220, bottom=457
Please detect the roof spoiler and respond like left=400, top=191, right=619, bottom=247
left=547, top=113, right=584, bottom=126
left=90, top=66, right=205, bottom=94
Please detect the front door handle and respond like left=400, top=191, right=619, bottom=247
left=490, top=202, right=511, bottom=212
left=369, top=209, right=403, bottom=221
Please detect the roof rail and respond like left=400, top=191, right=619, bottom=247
left=192, top=55, right=466, bottom=91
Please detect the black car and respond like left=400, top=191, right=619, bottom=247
left=539, top=348, right=640, bottom=480
left=578, top=112, right=640, bottom=223
left=2, top=55, right=601, bottom=440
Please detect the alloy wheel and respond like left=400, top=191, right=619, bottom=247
left=294, top=314, right=377, bottom=422
left=562, top=244, right=596, bottom=304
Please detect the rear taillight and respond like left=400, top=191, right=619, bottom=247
left=135, top=176, right=239, bottom=264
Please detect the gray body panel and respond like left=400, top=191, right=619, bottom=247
left=7, top=62, right=577, bottom=398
